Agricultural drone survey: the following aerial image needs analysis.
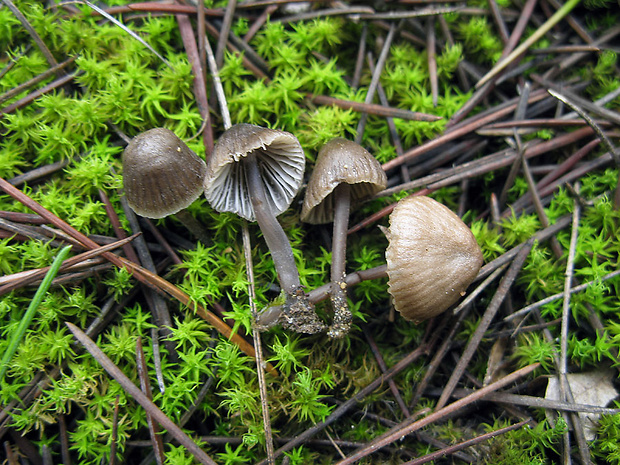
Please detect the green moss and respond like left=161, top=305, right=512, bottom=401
left=2, top=2, right=620, bottom=463
left=483, top=418, right=566, bottom=464
left=459, top=17, right=503, bottom=63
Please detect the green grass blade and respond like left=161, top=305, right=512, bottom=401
left=0, top=245, right=72, bottom=381
left=476, top=0, right=581, bottom=87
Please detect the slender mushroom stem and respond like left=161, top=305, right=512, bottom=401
left=243, top=152, right=301, bottom=294
left=244, top=152, right=326, bottom=334
left=327, top=183, right=352, bottom=338
left=173, top=209, right=211, bottom=245
left=331, top=183, right=351, bottom=283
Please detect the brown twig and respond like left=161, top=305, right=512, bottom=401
left=403, top=420, right=531, bottom=465
left=256, top=343, right=432, bottom=465
left=356, top=22, right=398, bottom=142
left=176, top=14, right=214, bottom=154
left=0, top=177, right=264, bottom=366
left=0, top=72, right=76, bottom=116
left=351, top=23, right=367, bottom=89
left=336, top=364, right=540, bottom=464
left=382, top=89, right=548, bottom=172
left=308, top=94, right=441, bottom=122
left=2, top=0, right=59, bottom=69
left=363, top=328, right=410, bottom=417
left=110, top=395, right=120, bottom=465
left=0, top=234, right=137, bottom=296
left=215, top=0, right=237, bottom=68
left=66, top=323, right=218, bottom=465
left=0, top=56, right=76, bottom=105
left=426, top=17, right=437, bottom=107
left=136, top=337, right=166, bottom=465
left=244, top=4, right=278, bottom=42
left=436, top=240, right=534, bottom=409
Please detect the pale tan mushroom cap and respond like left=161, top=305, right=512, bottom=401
left=204, top=124, right=306, bottom=221
left=300, top=138, right=387, bottom=224
left=385, top=196, right=483, bottom=323
left=122, top=128, right=206, bottom=219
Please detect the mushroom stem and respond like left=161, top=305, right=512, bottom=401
left=312, top=264, right=388, bottom=303
left=331, top=183, right=351, bottom=283
left=173, top=209, right=211, bottom=245
left=255, top=264, right=388, bottom=330
left=243, top=152, right=301, bottom=294
left=327, top=183, right=352, bottom=338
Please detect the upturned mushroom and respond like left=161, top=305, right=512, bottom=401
left=256, top=195, right=483, bottom=329
left=385, top=196, right=483, bottom=323
left=300, top=138, right=387, bottom=338
left=122, top=127, right=209, bottom=242
left=204, top=123, right=325, bottom=334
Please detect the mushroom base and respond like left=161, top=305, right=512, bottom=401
left=254, top=287, right=326, bottom=334
left=281, top=288, right=327, bottom=334
left=326, top=280, right=351, bottom=339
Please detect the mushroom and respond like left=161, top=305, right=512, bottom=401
left=122, top=128, right=209, bottom=243
left=385, top=196, right=483, bottom=323
left=204, top=123, right=325, bottom=334
left=300, top=138, right=387, bottom=338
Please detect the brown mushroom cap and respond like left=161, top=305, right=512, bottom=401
left=385, top=196, right=483, bottom=323
left=203, top=123, right=305, bottom=222
left=300, top=138, right=387, bottom=224
left=122, top=128, right=207, bottom=219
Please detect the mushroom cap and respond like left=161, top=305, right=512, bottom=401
left=300, top=138, right=387, bottom=224
left=385, top=196, right=483, bottom=323
left=122, top=128, right=207, bottom=219
left=204, top=124, right=306, bottom=222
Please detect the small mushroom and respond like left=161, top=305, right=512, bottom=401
left=385, top=196, right=483, bottom=323
left=204, top=123, right=325, bottom=334
left=122, top=128, right=209, bottom=242
left=301, top=138, right=387, bottom=338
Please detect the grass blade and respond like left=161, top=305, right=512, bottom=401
left=0, top=245, right=72, bottom=381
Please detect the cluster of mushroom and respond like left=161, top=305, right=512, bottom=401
left=122, top=125, right=483, bottom=338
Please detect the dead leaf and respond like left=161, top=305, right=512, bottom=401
left=545, top=369, right=619, bottom=440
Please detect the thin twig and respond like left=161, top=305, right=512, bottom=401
left=82, top=0, right=171, bottom=68
left=0, top=177, right=263, bottom=365
left=559, top=184, right=580, bottom=462
left=0, top=72, right=76, bottom=116
left=176, top=14, right=214, bottom=154
left=505, top=269, right=620, bottom=322
left=256, top=343, right=431, bottom=465
left=363, top=328, right=410, bottom=417
left=382, top=89, right=549, bottom=172
left=215, top=0, right=237, bottom=68
left=436, top=240, right=534, bottom=409
left=66, top=323, right=218, bottom=465
left=136, top=337, right=166, bottom=465
left=2, top=0, right=59, bottom=68
left=403, top=420, right=531, bottom=465
left=308, top=94, right=441, bottom=122
left=336, top=364, right=540, bottom=464
left=356, top=22, right=398, bottom=143
left=448, top=388, right=620, bottom=415
left=0, top=234, right=137, bottom=295
left=110, top=395, right=120, bottom=465
left=476, top=0, right=581, bottom=87
left=207, top=35, right=275, bottom=461
left=243, top=223, right=276, bottom=464
left=204, top=34, right=232, bottom=129
left=0, top=55, right=76, bottom=104
left=356, top=5, right=462, bottom=19
left=427, top=17, right=438, bottom=107
left=351, top=23, right=367, bottom=89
